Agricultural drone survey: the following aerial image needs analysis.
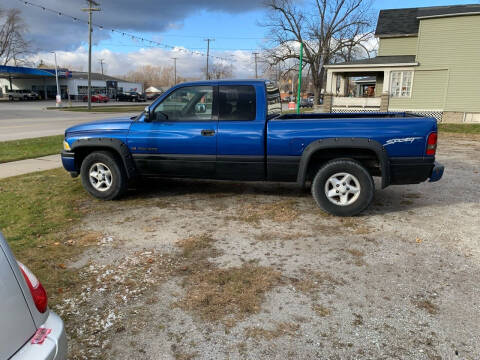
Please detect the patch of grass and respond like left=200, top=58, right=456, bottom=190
left=57, top=105, right=144, bottom=113
left=244, top=322, right=300, bottom=340
left=438, top=123, right=480, bottom=134
left=178, top=265, right=281, bottom=322
left=0, top=135, right=63, bottom=163
left=292, top=271, right=345, bottom=293
left=0, top=169, right=95, bottom=303
left=313, top=304, right=331, bottom=317
left=177, top=234, right=217, bottom=259
left=175, top=233, right=282, bottom=324
left=339, top=218, right=373, bottom=235
left=413, top=299, right=439, bottom=315
left=228, top=200, right=299, bottom=224
left=352, top=313, right=364, bottom=326
left=346, top=248, right=366, bottom=266
left=255, top=231, right=311, bottom=242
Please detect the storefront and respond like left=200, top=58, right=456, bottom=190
left=0, top=65, right=142, bottom=100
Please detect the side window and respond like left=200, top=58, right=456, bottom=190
left=153, top=86, right=214, bottom=121
left=219, top=85, right=256, bottom=121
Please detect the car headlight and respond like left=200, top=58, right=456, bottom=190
left=63, top=140, right=71, bottom=151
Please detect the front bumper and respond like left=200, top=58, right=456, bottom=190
left=61, top=151, right=78, bottom=177
left=429, top=162, right=444, bottom=182
left=12, top=311, right=67, bottom=360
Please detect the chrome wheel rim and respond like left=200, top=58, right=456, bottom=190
left=89, top=163, right=113, bottom=192
left=324, top=172, right=361, bottom=206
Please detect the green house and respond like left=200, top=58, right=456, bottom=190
left=323, top=4, right=480, bottom=123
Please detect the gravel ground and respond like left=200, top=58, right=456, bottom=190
left=58, top=134, right=480, bottom=359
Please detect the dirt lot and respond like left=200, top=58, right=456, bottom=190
left=53, top=134, right=479, bottom=359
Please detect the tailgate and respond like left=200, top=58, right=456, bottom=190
left=0, top=248, right=36, bottom=359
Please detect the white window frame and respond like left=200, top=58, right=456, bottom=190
left=390, top=71, right=414, bottom=98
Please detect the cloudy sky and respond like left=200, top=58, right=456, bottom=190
left=2, top=0, right=474, bottom=78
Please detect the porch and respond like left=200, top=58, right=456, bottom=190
left=323, top=55, right=418, bottom=112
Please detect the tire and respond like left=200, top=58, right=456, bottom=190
left=311, top=158, right=374, bottom=217
left=80, top=151, right=128, bottom=200
left=9, top=96, right=13, bottom=101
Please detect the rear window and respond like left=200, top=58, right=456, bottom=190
left=266, top=81, right=282, bottom=117
left=219, top=85, right=256, bottom=121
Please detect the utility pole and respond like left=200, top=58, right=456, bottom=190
left=99, top=58, right=105, bottom=77
left=51, top=52, right=61, bottom=107
left=204, top=38, right=214, bottom=80
left=172, top=57, right=177, bottom=85
left=82, top=0, right=101, bottom=110
left=253, top=52, right=259, bottom=79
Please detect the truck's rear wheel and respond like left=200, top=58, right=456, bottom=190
left=80, top=151, right=127, bottom=200
left=311, top=159, right=374, bottom=217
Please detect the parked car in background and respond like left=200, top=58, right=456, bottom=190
left=6, top=90, right=24, bottom=101
left=146, top=92, right=162, bottom=101
left=83, top=94, right=109, bottom=103
left=116, top=91, right=146, bottom=102
left=300, top=98, right=313, bottom=108
left=61, top=79, right=444, bottom=216
left=19, top=90, right=41, bottom=100
left=0, top=231, right=67, bottom=359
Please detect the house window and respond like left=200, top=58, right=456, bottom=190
left=390, top=71, right=413, bottom=97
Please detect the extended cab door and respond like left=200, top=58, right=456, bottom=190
left=216, top=84, right=266, bottom=180
left=128, top=85, right=218, bottom=178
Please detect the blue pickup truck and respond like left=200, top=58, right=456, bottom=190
left=62, top=80, right=443, bottom=216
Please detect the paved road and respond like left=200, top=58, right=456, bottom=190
left=0, top=100, right=145, bottom=141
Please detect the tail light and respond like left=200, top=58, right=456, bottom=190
left=426, top=132, right=438, bottom=156
left=17, top=261, right=48, bottom=313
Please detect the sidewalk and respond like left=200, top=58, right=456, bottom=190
left=0, top=154, right=62, bottom=179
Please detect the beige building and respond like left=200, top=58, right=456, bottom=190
left=323, top=4, right=480, bottom=123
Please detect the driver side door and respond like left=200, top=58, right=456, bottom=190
left=127, top=85, right=218, bottom=178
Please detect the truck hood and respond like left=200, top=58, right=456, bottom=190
left=65, top=117, right=134, bottom=136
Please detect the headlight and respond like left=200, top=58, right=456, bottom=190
left=63, top=140, right=71, bottom=151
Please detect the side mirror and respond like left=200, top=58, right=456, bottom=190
left=144, top=106, right=151, bottom=122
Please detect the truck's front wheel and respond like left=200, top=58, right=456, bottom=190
left=311, top=159, right=374, bottom=217
left=80, top=151, right=128, bottom=200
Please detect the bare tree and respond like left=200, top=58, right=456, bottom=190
left=125, top=65, right=187, bottom=88
left=262, top=0, right=374, bottom=104
left=0, top=8, right=30, bottom=66
left=202, top=62, right=233, bottom=80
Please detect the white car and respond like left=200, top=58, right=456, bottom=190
left=0, top=232, right=67, bottom=359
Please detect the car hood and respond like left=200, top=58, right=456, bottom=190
left=65, top=117, right=135, bottom=136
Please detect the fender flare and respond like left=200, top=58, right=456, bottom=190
left=296, top=138, right=390, bottom=188
left=70, top=137, right=137, bottom=178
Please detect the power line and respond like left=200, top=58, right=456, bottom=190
left=17, top=0, right=234, bottom=62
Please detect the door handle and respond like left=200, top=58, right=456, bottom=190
left=201, top=129, right=215, bottom=136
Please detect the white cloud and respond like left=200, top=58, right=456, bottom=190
left=26, top=46, right=258, bottom=79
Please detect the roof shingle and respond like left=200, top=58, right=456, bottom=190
left=375, top=4, right=480, bottom=36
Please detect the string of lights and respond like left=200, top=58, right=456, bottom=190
left=16, top=0, right=249, bottom=62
